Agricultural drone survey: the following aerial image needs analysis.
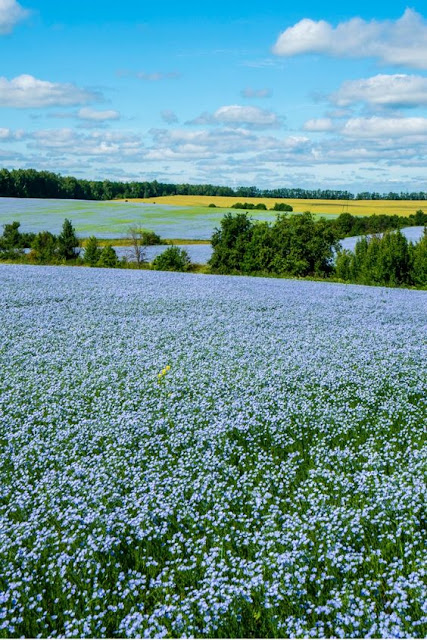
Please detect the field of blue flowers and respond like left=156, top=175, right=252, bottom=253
left=0, top=264, right=425, bottom=638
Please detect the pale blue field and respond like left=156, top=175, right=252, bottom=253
left=0, top=265, right=425, bottom=638
left=0, top=198, right=283, bottom=240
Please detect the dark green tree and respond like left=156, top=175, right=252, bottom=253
left=57, top=219, right=79, bottom=260
left=0, top=221, right=23, bottom=250
left=152, top=246, right=191, bottom=271
left=409, top=229, right=427, bottom=286
left=272, top=202, right=293, bottom=212
left=30, top=231, right=58, bottom=263
left=209, top=212, right=254, bottom=273
left=335, top=250, right=353, bottom=281
left=97, top=244, right=118, bottom=267
left=83, top=236, right=102, bottom=266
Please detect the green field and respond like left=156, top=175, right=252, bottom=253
left=0, top=197, right=339, bottom=241
left=1, top=196, right=424, bottom=241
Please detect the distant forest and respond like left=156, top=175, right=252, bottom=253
left=0, top=168, right=426, bottom=201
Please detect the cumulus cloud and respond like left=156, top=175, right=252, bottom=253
left=161, top=109, right=179, bottom=124
left=272, top=9, right=427, bottom=69
left=0, top=75, right=102, bottom=108
left=303, top=118, right=334, bottom=132
left=28, top=128, right=142, bottom=157
left=331, top=74, right=427, bottom=108
left=241, top=88, right=272, bottom=98
left=77, top=107, right=120, bottom=122
left=0, top=0, right=29, bottom=34
left=188, top=105, right=281, bottom=128
left=341, top=116, right=427, bottom=138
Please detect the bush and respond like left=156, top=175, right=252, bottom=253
left=334, top=230, right=425, bottom=287
left=97, top=245, right=118, bottom=268
left=84, top=236, right=102, bottom=266
left=140, top=230, right=164, bottom=245
left=272, top=203, right=293, bottom=212
left=29, top=231, right=58, bottom=263
left=410, top=228, right=427, bottom=286
left=208, top=203, right=217, bottom=208
left=209, top=211, right=338, bottom=277
left=209, top=212, right=253, bottom=273
left=152, top=246, right=191, bottom=272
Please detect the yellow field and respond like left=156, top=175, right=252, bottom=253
left=124, top=195, right=425, bottom=217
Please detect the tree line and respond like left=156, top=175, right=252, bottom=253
left=2, top=168, right=427, bottom=201
left=0, top=219, right=192, bottom=271
left=209, top=212, right=426, bottom=287
left=1, top=212, right=425, bottom=287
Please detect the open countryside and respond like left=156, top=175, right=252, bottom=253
left=124, top=194, right=427, bottom=217
left=0, top=196, right=424, bottom=241
left=2, top=0, right=427, bottom=638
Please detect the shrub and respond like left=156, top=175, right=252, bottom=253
left=152, top=246, right=191, bottom=272
left=29, top=231, right=58, bottom=263
left=84, top=236, right=102, bottom=266
left=140, top=230, right=164, bottom=245
left=97, top=245, right=118, bottom=268
left=272, top=203, right=293, bottom=212
left=410, top=228, right=427, bottom=286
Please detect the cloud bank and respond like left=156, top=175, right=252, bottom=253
left=0, top=75, right=102, bottom=108
left=272, top=9, right=427, bottom=69
left=331, top=74, right=427, bottom=108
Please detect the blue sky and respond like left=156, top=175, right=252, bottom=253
left=1, top=0, right=426, bottom=192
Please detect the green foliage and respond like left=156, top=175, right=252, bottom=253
left=210, top=212, right=254, bottom=273
left=30, top=231, right=58, bottom=263
left=331, top=210, right=426, bottom=239
left=152, top=246, right=191, bottom=271
left=272, top=202, right=293, bottom=212
left=0, top=221, right=22, bottom=249
left=413, top=209, right=427, bottom=225
left=410, top=228, right=427, bottom=286
left=140, top=230, right=164, bottom=245
left=83, top=236, right=102, bottom=266
left=0, top=221, right=35, bottom=256
left=208, top=203, right=217, bottom=207
left=231, top=202, right=267, bottom=210
left=336, top=230, right=426, bottom=287
left=97, top=244, right=118, bottom=268
left=2, top=167, right=427, bottom=201
left=335, top=250, right=353, bottom=281
left=210, top=211, right=337, bottom=277
left=57, top=218, right=79, bottom=261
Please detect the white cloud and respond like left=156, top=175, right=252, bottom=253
left=29, top=128, right=142, bottom=157
left=0, top=127, right=25, bottom=140
left=331, top=74, right=427, bottom=108
left=0, top=75, right=102, bottom=108
left=341, top=116, right=427, bottom=138
left=77, top=107, right=120, bottom=121
left=272, top=9, right=427, bottom=69
left=0, top=0, right=29, bottom=34
left=214, top=105, right=279, bottom=126
left=303, top=118, right=334, bottom=132
left=241, top=88, right=272, bottom=98
left=188, top=105, right=281, bottom=128
left=161, top=109, right=179, bottom=124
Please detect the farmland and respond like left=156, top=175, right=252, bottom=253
left=123, top=195, right=426, bottom=218
left=0, top=264, right=425, bottom=638
left=1, top=197, right=424, bottom=242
